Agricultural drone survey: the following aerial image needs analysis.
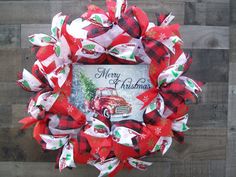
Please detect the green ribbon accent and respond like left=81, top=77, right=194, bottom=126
left=66, top=154, right=71, bottom=161
left=158, top=78, right=166, bottom=87
left=93, top=15, right=103, bottom=24
left=171, top=70, right=179, bottom=78
left=42, top=36, right=52, bottom=43
left=59, top=139, right=64, bottom=147
left=29, top=37, right=35, bottom=43
left=22, top=80, right=31, bottom=89
left=187, top=79, right=195, bottom=88
left=83, top=44, right=96, bottom=51
left=55, top=46, right=61, bottom=56
left=154, top=144, right=160, bottom=151
left=182, top=123, right=188, bottom=131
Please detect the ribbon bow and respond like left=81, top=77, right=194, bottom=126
left=117, top=6, right=183, bottom=64
left=40, top=134, right=77, bottom=171
left=83, top=117, right=141, bottom=161
left=137, top=51, right=202, bottom=114
left=76, top=39, right=137, bottom=63
left=90, top=157, right=152, bottom=177
left=82, top=0, right=127, bottom=27
left=28, top=13, right=71, bottom=74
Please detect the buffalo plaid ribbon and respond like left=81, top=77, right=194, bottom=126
left=118, top=6, right=168, bottom=63
left=112, top=120, right=143, bottom=133
left=118, top=7, right=142, bottom=38
left=83, top=23, right=111, bottom=38
left=56, top=115, right=83, bottom=130
left=142, top=37, right=168, bottom=64
left=77, top=131, right=91, bottom=153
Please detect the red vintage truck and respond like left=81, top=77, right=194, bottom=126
left=86, top=87, right=132, bottom=119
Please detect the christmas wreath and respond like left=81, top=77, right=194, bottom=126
left=17, top=0, right=203, bottom=176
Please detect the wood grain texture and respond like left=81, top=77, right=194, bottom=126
left=226, top=1, right=236, bottom=176
left=0, top=82, right=32, bottom=105
left=0, top=1, right=87, bottom=24
left=0, top=49, right=22, bottom=82
left=180, top=26, right=229, bottom=49
left=0, top=25, right=20, bottom=48
left=185, top=49, right=229, bottom=82
left=184, top=2, right=229, bottom=26
left=226, top=85, right=236, bottom=177
left=0, top=0, right=232, bottom=176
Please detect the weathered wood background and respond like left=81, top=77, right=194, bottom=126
left=0, top=0, right=234, bottom=176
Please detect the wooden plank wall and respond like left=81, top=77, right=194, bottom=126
left=0, top=0, right=232, bottom=176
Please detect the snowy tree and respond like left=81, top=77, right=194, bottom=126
left=79, top=72, right=97, bottom=101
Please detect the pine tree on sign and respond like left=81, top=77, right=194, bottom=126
left=79, top=72, right=97, bottom=101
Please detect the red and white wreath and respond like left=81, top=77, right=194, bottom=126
left=17, top=0, right=203, bottom=176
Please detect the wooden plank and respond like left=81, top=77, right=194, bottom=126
left=21, top=24, right=229, bottom=50
left=0, top=25, right=20, bottom=48
left=226, top=2, right=236, bottom=174
left=21, top=48, right=38, bottom=71
left=0, top=82, right=32, bottom=105
left=187, top=127, right=226, bottom=137
left=0, top=49, right=22, bottom=82
left=0, top=127, right=58, bottom=162
left=184, top=2, right=229, bottom=26
left=181, top=26, right=229, bottom=49
left=226, top=85, right=236, bottom=177
left=0, top=2, right=52, bottom=24
left=188, top=103, right=227, bottom=128
left=206, top=2, right=229, bottom=26
left=231, top=0, right=236, bottom=24
left=230, top=26, right=236, bottom=62
left=169, top=160, right=226, bottom=177
left=0, top=1, right=87, bottom=24
left=226, top=132, right=236, bottom=177
left=0, top=105, right=12, bottom=128
left=184, top=2, right=206, bottom=25
left=199, top=82, right=228, bottom=104
left=185, top=49, right=229, bottom=82
left=11, top=104, right=27, bottom=128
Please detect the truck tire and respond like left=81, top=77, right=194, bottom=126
left=103, top=108, right=111, bottom=119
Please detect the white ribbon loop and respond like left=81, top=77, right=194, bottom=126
left=76, top=39, right=137, bottom=62
left=158, top=52, right=187, bottom=87
left=112, top=126, right=140, bottom=147
left=84, top=118, right=110, bottom=138
left=127, top=157, right=152, bottom=171
left=172, top=114, right=189, bottom=132
left=40, top=134, right=76, bottom=171
left=18, top=69, right=43, bottom=92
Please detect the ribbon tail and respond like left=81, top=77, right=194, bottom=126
left=19, top=116, right=38, bottom=129
left=127, top=157, right=152, bottom=171
left=33, top=121, right=47, bottom=144
left=91, top=158, right=120, bottom=177
left=40, top=134, right=69, bottom=150
left=59, top=142, right=76, bottom=171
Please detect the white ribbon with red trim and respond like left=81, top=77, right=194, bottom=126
left=90, top=156, right=152, bottom=177
left=76, top=39, right=137, bottom=62
left=40, top=134, right=76, bottom=171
